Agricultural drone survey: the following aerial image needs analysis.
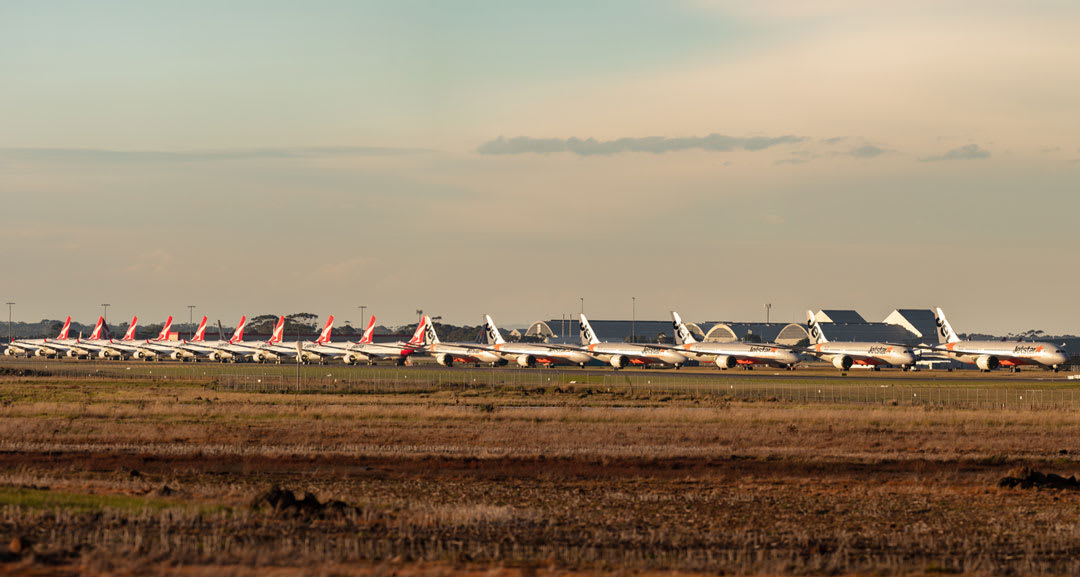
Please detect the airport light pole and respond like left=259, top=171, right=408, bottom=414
left=187, top=305, right=196, bottom=340
left=416, top=309, right=423, bottom=324
left=5, top=302, right=13, bottom=343
left=579, top=297, right=583, bottom=315
left=357, top=305, right=366, bottom=326
left=631, top=297, right=636, bottom=343
left=101, top=303, right=110, bottom=325
left=765, top=303, right=772, bottom=324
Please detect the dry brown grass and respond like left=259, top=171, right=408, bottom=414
left=1, top=377, right=1079, bottom=575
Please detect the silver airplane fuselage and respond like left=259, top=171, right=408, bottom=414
left=489, top=342, right=593, bottom=367
left=936, top=341, right=1067, bottom=370
left=677, top=342, right=801, bottom=369
left=807, top=342, right=915, bottom=369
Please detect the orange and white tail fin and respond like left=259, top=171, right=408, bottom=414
left=57, top=316, right=71, bottom=340
left=421, top=315, right=439, bottom=345
left=229, top=316, right=247, bottom=343
left=156, top=316, right=174, bottom=341
left=359, top=315, right=376, bottom=344
left=191, top=316, right=208, bottom=342
left=121, top=316, right=138, bottom=341
left=315, top=315, right=334, bottom=344
left=268, top=316, right=285, bottom=344
left=88, top=316, right=105, bottom=341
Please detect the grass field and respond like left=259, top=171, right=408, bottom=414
left=1, top=372, right=1080, bottom=575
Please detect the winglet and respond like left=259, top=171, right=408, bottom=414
left=155, top=316, right=173, bottom=341
left=484, top=315, right=506, bottom=345
left=359, top=315, right=376, bottom=344
left=579, top=313, right=600, bottom=345
left=315, top=315, right=334, bottom=344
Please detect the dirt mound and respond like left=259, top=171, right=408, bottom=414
left=999, top=468, right=1080, bottom=490
left=250, top=486, right=354, bottom=518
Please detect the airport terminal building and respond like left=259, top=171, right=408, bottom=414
left=526, top=309, right=942, bottom=347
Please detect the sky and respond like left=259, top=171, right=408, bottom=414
left=2, top=0, right=1079, bottom=334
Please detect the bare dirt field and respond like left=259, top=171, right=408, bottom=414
left=1, top=375, right=1079, bottom=575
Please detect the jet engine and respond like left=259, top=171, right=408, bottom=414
left=251, top=350, right=275, bottom=364
left=832, top=355, right=854, bottom=370
left=715, top=355, right=737, bottom=369
left=436, top=353, right=454, bottom=367
left=3, top=348, right=14, bottom=356
left=342, top=352, right=369, bottom=365
left=517, top=354, right=536, bottom=368
left=36, top=348, right=50, bottom=357
left=170, top=350, right=193, bottom=361
left=207, top=350, right=225, bottom=362
left=609, top=355, right=629, bottom=369
left=975, top=355, right=1000, bottom=371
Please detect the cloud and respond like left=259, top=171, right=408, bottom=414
left=0, top=146, right=432, bottom=163
left=848, top=144, right=889, bottom=158
left=919, top=144, right=991, bottom=162
left=476, top=133, right=804, bottom=156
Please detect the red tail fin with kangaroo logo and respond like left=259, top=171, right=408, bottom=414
left=191, top=316, right=208, bottom=342
left=156, top=316, right=173, bottom=341
left=121, top=316, right=138, bottom=341
left=268, top=316, right=285, bottom=344
left=315, top=315, right=334, bottom=344
left=57, top=316, right=71, bottom=340
left=359, top=315, right=376, bottom=344
left=229, top=316, right=247, bottom=343
left=87, top=317, right=106, bottom=341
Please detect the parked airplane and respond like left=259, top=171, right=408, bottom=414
left=305, top=315, right=423, bottom=365
left=183, top=315, right=249, bottom=361
left=803, top=311, right=915, bottom=370
left=128, top=316, right=206, bottom=361
left=577, top=314, right=687, bottom=369
left=4, top=316, right=74, bottom=357
left=926, top=308, right=1068, bottom=372
left=419, top=315, right=506, bottom=367
left=483, top=314, right=592, bottom=367
left=666, top=311, right=800, bottom=369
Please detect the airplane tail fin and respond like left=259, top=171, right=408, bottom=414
left=57, top=316, right=71, bottom=340
left=934, top=308, right=960, bottom=344
left=156, top=316, right=174, bottom=341
left=121, top=316, right=138, bottom=341
left=192, top=316, right=208, bottom=342
left=88, top=316, right=105, bottom=341
left=579, top=314, right=600, bottom=345
left=420, top=315, right=440, bottom=346
left=484, top=315, right=506, bottom=345
left=359, top=315, right=376, bottom=344
left=268, top=316, right=285, bottom=344
left=671, top=311, right=698, bottom=345
left=229, top=316, right=247, bottom=343
left=315, top=315, right=334, bottom=344
left=806, top=310, right=828, bottom=344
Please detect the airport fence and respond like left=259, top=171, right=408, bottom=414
left=2, top=358, right=1080, bottom=410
